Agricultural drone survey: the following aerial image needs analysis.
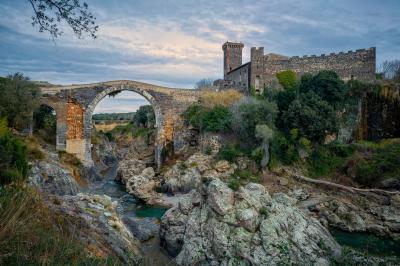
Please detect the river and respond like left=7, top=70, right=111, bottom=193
left=83, top=162, right=171, bottom=265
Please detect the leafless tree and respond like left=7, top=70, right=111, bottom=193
left=195, top=78, right=214, bottom=90
left=28, top=0, right=98, bottom=39
left=378, top=60, right=400, bottom=80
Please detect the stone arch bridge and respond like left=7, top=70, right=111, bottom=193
left=39, top=80, right=199, bottom=168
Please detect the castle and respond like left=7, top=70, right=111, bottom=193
left=217, top=41, right=376, bottom=94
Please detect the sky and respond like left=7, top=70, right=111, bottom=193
left=1, top=0, right=399, bottom=113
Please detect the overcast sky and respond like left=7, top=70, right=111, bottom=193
left=1, top=0, right=399, bottom=113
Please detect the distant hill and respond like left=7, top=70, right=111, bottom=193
left=92, top=112, right=135, bottom=121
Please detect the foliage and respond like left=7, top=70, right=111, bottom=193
left=276, top=70, right=297, bottom=90
left=133, top=105, right=155, bottom=127
left=299, top=70, right=348, bottom=108
left=0, top=121, right=28, bottom=185
left=183, top=104, right=205, bottom=129
left=195, top=78, right=214, bottom=90
left=218, top=144, right=243, bottom=163
left=184, top=104, right=232, bottom=133
left=202, top=105, right=232, bottom=132
left=199, top=89, right=242, bottom=109
left=269, top=129, right=313, bottom=167
left=307, top=144, right=356, bottom=178
left=354, top=140, right=400, bottom=186
left=33, top=105, right=56, bottom=144
left=0, top=186, right=118, bottom=265
left=0, top=74, right=41, bottom=130
left=231, top=97, right=277, bottom=147
left=92, top=112, right=135, bottom=121
left=283, top=91, right=338, bottom=142
left=28, top=0, right=98, bottom=39
left=255, top=124, right=274, bottom=142
left=228, top=178, right=240, bottom=191
left=235, top=169, right=261, bottom=183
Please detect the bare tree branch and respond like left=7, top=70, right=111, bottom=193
left=28, top=0, right=98, bottom=39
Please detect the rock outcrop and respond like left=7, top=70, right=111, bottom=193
left=161, top=153, right=237, bottom=194
left=160, top=178, right=342, bottom=265
left=50, top=193, right=142, bottom=264
left=29, top=159, right=80, bottom=196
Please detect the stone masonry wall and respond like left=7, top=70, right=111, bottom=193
left=254, top=47, right=376, bottom=88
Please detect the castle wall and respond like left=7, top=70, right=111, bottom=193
left=225, top=63, right=250, bottom=93
left=257, top=47, right=376, bottom=87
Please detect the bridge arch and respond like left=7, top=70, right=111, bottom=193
left=39, top=80, right=200, bottom=170
left=83, top=86, right=165, bottom=167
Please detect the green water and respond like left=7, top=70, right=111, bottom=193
left=331, top=228, right=400, bottom=257
left=135, top=204, right=168, bottom=219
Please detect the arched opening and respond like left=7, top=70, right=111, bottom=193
left=90, top=90, right=157, bottom=174
left=32, top=104, right=57, bottom=146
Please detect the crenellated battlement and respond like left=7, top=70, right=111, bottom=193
left=288, top=47, right=375, bottom=60
left=222, top=41, right=376, bottom=93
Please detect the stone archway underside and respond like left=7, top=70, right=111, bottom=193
left=40, top=80, right=199, bottom=168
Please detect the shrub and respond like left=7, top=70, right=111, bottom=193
left=228, top=178, right=240, bottom=191
left=184, top=104, right=233, bottom=133
left=218, top=144, right=243, bottom=163
left=276, top=70, right=297, bottom=90
left=133, top=105, right=155, bottom=127
left=0, top=126, right=28, bottom=185
left=354, top=140, right=400, bottom=186
left=231, top=97, right=277, bottom=146
left=307, top=144, right=356, bottom=178
left=202, top=105, right=232, bottom=132
left=283, top=91, right=338, bottom=143
left=0, top=74, right=41, bottom=130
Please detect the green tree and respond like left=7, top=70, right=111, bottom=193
left=0, top=118, right=28, bottom=185
left=231, top=97, right=277, bottom=147
left=133, top=105, right=155, bottom=128
left=0, top=74, right=41, bottom=131
left=276, top=70, right=297, bottom=90
left=255, top=124, right=274, bottom=167
left=299, top=70, right=348, bottom=108
left=283, top=91, right=338, bottom=142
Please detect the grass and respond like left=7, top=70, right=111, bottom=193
left=24, top=136, right=46, bottom=160
left=199, top=89, right=243, bottom=109
left=0, top=185, right=119, bottom=265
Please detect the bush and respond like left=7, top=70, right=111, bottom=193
left=354, top=140, right=400, bottom=186
left=202, top=105, right=232, bottom=132
left=184, top=104, right=233, bottom=133
left=0, top=74, right=40, bottom=130
left=307, top=144, right=356, bottom=178
left=0, top=125, right=28, bottom=185
left=283, top=91, right=338, bottom=142
left=218, top=144, right=243, bottom=163
left=228, top=178, right=240, bottom=191
left=133, top=105, right=155, bottom=127
left=231, top=97, right=277, bottom=147
left=276, top=70, right=297, bottom=90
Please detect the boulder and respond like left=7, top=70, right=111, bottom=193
left=28, top=160, right=80, bottom=196
left=160, top=178, right=342, bottom=265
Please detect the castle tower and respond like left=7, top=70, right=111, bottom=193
left=222, top=42, right=244, bottom=79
